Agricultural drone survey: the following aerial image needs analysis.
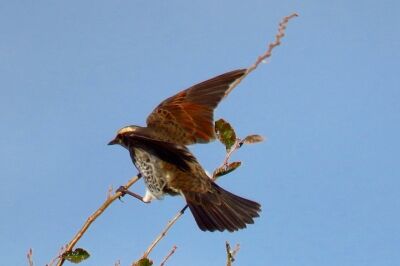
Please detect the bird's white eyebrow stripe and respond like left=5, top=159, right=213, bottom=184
left=117, top=126, right=136, bottom=134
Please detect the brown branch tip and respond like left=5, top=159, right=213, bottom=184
left=224, top=12, right=298, bottom=97
left=160, top=246, right=177, bottom=266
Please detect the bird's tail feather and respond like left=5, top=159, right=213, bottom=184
left=184, top=183, right=261, bottom=232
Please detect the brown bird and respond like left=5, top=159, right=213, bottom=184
left=109, top=69, right=261, bottom=232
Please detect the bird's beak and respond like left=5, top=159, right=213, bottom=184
left=108, top=138, right=119, bottom=145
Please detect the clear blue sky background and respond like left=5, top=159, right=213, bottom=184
left=1, top=1, right=399, bottom=265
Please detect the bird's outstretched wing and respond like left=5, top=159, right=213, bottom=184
left=146, top=69, right=246, bottom=145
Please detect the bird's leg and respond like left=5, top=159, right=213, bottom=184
left=116, top=173, right=150, bottom=204
left=116, top=186, right=150, bottom=204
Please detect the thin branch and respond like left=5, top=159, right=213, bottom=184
left=224, top=12, right=298, bottom=98
left=159, top=246, right=177, bottom=266
left=141, top=205, right=188, bottom=260
left=226, top=242, right=233, bottom=266
left=56, top=174, right=141, bottom=266
left=225, top=242, right=240, bottom=266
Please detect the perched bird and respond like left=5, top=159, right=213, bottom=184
left=108, top=69, right=261, bottom=232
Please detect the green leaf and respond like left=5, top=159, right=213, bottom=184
left=242, top=134, right=264, bottom=145
left=62, top=248, right=90, bottom=264
left=215, top=119, right=237, bottom=151
left=134, top=257, right=153, bottom=266
left=214, top=162, right=241, bottom=178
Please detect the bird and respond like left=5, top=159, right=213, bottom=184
left=108, top=69, right=261, bottom=232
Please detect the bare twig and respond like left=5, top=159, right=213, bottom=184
left=225, top=242, right=240, bottom=266
left=160, top=246, right=177, bottom=266
left=27, top=248, right=34, bottom=266
left=141, top=205, right=188, bottom=260
left=56, top=174, right=141, bottom=266
left=224, top=12, right=298, bottom=98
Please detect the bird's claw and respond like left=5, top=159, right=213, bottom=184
left=116, top=186, right=127, bottom=197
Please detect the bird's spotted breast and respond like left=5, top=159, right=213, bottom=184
left=132, top=149, right=167, bottom=199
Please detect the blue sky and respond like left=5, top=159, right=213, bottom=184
left=1, top=1, right=399, bottom=265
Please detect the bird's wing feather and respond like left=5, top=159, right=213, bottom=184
left=146, top=69, right=246, bottom=145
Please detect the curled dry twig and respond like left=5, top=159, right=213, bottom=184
left=224, top=12, right=298, bottom=98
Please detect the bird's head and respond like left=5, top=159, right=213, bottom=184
left=108, top=125, right=141, bottom=147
